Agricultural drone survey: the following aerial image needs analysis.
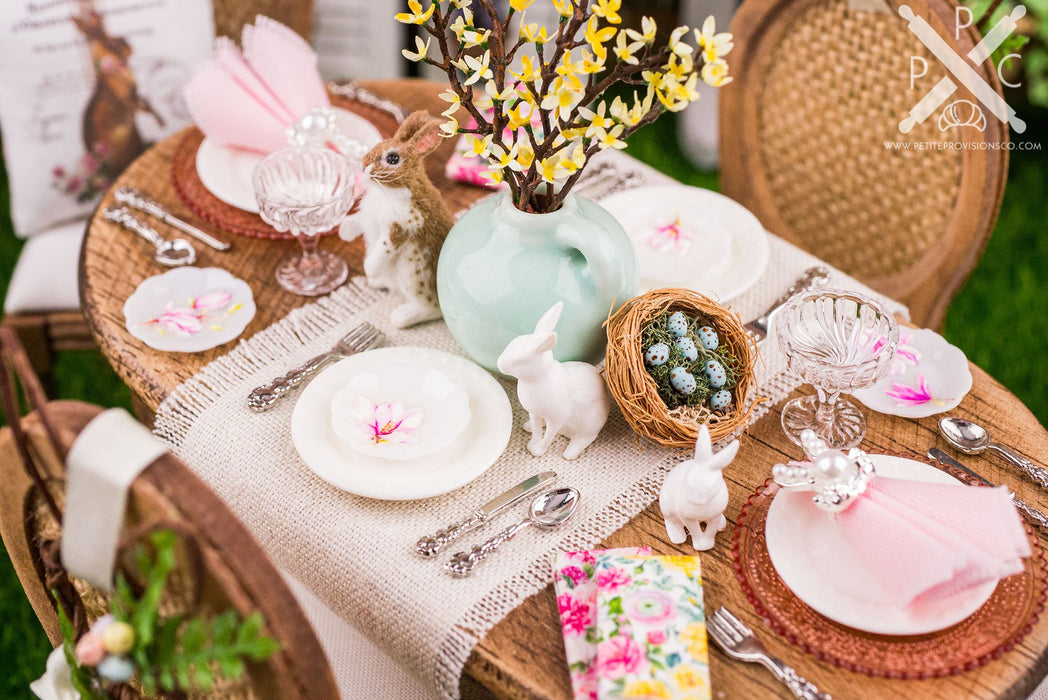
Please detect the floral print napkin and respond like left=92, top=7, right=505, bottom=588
left=553, top=548, right=651, bottom=700
left=594, top=554, right=710, bottom=700
left=553, top=550, right=711, bottom=700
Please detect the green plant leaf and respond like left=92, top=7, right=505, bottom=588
left=182, top=618, right=208, bottom=655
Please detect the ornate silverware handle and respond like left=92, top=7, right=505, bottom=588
left=114, top=186, right=167, bottom=220
left=247, top=352, right=341, bottom=412
left=764, top=657, right=831, bottom=700
left=747, top=267, right=831, bottom=337
left=1013, top=497, right=1048, bottom=531
left=327, top=80, right=406, bottom=123
left=416, top=511, right=485, bottom=558
left=114, top=187, right=230, bottom=251
left=444, top=520, right=531, bottom=578
left=993, top=444, right=1048, bottom=490
left=103, top=206, right=163, bottom=247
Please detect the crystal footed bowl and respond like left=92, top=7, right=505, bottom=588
left=252, top=147, right=356, bottom=236
left=775, top=289, right=898, bottom=448
left=252, top=146, right=357, bottom=296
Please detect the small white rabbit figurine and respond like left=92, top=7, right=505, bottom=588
left=496, top=302, right=609, bottom=460
left=659, top=424, right=740, bottom=551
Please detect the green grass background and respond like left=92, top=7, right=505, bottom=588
left=0, top=108, right=1045, bottom=694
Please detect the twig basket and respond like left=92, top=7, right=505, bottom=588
left=605, top=288, right=763, bottom=448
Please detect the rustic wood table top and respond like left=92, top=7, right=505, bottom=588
left=80, top=79, right=1048, bottom=700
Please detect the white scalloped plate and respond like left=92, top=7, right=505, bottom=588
left=851, top=328, right=972, bottom=418
left=195, top=107, right=381, bottom=213
left=330, top=363, right=471, bottom=461
left=598, top=184, right=770, bottom=302
left=123, top=267, right=256, bottom=352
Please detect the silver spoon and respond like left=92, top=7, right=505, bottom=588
left=103, top=206, right=196, bottom=267
left=939, top=416, right=1048, bottom=489
left=445, top=487, right=580, bottom=578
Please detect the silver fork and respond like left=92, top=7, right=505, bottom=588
left=707, top=608, right=831, bottom=700
left=247, top=323, right=384, bottom=411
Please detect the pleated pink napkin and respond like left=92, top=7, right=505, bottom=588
left=835, top=477, right=1030, bottom=608
left=183, top=16, right=329, bottom=153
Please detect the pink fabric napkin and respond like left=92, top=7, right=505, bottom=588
left=183, top=16, right=329, bottom=153
left=835, top=476, right=1030, bottom=608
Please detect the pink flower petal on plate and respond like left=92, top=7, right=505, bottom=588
left=158, top=310, right=204, bottom=335
left=373, top=402, right=393, bottom=427
left=885, top=374, right=934, bottom=406
left=193, top=289, right=233, bottom=311
left=351, top=396, right=377, bottom=423
left=400, top=408, right=424, bottom=430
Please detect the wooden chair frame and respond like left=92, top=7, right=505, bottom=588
left=0, top=327, right=338, bottom=699
left=719, top=0, right=1008, bottom=328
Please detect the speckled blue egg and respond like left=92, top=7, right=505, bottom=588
left=705, top=360, right=727, bottom=388
left=97, top=655, right=135, bottom=683
left=669, top=367, right=697, bottom=395
left=666, top=311, right=689, bottom=337
left=644, top=342, right=671, bottom=367
left=710, top=389, right=733, bottom=411
left=697, top=326, right=720, bottom=350
left=675, top=336, right=698, bottom=362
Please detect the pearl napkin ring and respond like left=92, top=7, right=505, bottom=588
left=772, top=429, right=876, bottom=513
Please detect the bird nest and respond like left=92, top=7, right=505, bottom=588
left=605, top=288, right=763, bottom=448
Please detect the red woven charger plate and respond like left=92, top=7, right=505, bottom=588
left=170, top=93, right=399, bottom=239
left=732, top=454, right=1048, bottom=678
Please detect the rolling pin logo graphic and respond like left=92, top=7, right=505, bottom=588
left=899, top=4, right=1026, bottom=134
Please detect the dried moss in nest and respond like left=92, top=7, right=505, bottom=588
left=641, top=311, right=743, bottom=410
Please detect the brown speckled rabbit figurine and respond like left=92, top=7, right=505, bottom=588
left=339, top=111, right=453, bottom=328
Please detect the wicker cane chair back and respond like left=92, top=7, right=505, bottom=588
left=719, top=0, right=1008, bottom=328
left=211, top=0, right=314, bottom=40
left=0, top=328, right=338, bottom=699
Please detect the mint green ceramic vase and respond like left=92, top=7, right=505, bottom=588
left=436, top=192, right=637, bottom=372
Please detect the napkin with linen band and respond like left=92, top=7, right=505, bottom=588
left=183, top=16, right=329, bottom=154
left=835, top=475, right=1031, bottom=608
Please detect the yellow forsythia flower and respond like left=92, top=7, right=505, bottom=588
left=394, top=0, right=434, bottom=25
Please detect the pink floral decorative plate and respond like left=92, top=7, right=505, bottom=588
left=329, top=364, right=471, bottom=461
left=851, top=328, right=972, bottom=418
left=597, top=184, right=769, bottom=301
left=123, top=268, right=256, bottom=352
left=291, top=346, right=512, bottom=500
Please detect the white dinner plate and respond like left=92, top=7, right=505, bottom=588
left=765, top=454, right=997, bottom=636
left=851, top=328, right=972, bottom=418
left=598, top=184, right=770, bottom=302
left=195, top=107, right=382, bottom=213
left=291, top=346, right=512, bottom=500
left=329, top=363, right=471, bottom=461
left=123, top=267, right=256, bottom=352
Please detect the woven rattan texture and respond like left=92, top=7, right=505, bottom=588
left=211, top=0, right=313, bottom=41
left=756, top=0, right=960, bottom=279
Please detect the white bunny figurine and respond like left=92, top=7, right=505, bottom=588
left=496, top=302, right=610, bottom=460
left=659, top=424, right=740, bottom=551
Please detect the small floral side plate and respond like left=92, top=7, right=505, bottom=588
left=123, top=268, right=256, bottom=352
left=329, top=364, right=471, bottom=461
left=851, top=327, right=972, bottom=418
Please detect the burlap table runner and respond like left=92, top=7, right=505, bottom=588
left=153, top=151, right=907, bottom=698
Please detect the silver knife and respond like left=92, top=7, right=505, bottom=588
left=928, top=448, right=1048, bottom=532
left=744, top=266, right=831, bottom=340
left=114, top=186, right=231, bottom=251
left=416, top=471, right=557, bottom=557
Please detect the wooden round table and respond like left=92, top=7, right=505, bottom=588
left=81, top=79, right=1048, bottom=699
